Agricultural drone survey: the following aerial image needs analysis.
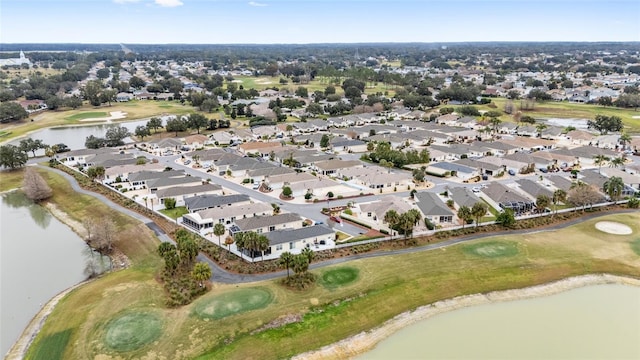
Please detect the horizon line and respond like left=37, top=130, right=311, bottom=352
left=1, top=41, right=639, bottom=46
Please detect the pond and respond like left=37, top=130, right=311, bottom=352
left=357, top=284, right=640, bottom=360
left=0, top=191, right=110, bottom=356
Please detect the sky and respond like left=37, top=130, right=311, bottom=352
left=1, top=0, right=639, bottom=44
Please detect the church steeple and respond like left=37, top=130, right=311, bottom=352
left=20, top=51, right=25, bottom=59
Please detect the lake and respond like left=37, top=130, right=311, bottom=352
left=0, top=191, right=110, bottom=356
left=358, top=284, right=640, bottom=360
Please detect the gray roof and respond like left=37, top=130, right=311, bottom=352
left=449, top=187, right=481, bottom=208
left=453, top=158, right=503, bottom=172
left=128, top=170, right=184, bottom=182
left=234, top=213, right=302, bottom=231
left=429, top=162, right=476, bottom=174
left=482, top=183, right=533, bottom=205
left=516, top=179, right=553, bottom=199
left=264, top=225, right=334, bottom=246
left=580, top=169, right=609, bottom=188
left=415, top=192, right=454, bottom=216
left=155, top=183, right=222, bottom=199
left=247, top=166, right=295, bottom=178
left=147, top=176, right=203, bottom=189
left=331, top=139, right=366, bottom=147
left=546, top=175, right=573, bottom=191
left=185, top=194, right=251, bottom=212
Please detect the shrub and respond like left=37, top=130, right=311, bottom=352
left=344, top=208, right=353, bottom=215
left=628, top=197, right=639, bottom=209
left=165, top=197, right=177, bottom=209
left=424, top=218, right=435, bottom=230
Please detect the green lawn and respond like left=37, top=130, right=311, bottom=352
left=64, top=112, right=108, bottom=121
left=192, top=288, right=274, bottom=320
left=320, top=267, right=360, bottom=289
left=28, top=329, right=72, bottom=360
left=159, top=206, right=188, bottom=219
left=104, top=311, right=164, bottom=352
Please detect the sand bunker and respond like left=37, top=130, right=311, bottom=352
left=231, top=79, right=243, bottom=83
left=595, top=221, right=633, bottom=235
left=79, top=111, right=127, bottom=122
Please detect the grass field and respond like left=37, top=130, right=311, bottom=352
left=64, top=112, right=108, bottom=121
left=104, top=311, right=163, bottom=352
left=0, top=100, right=195, bottom=143
left=463, top=240, right=519, bottom=259
left=159, top=206, right=188, bottom=219
left=192, top=288, right=274, bottom=320
left=28, top=329, right=71, bottom=360
left=473, top=98, right=640, bottom=133
left=320, top=267, right=360, bottom=289
left=631, top=238, right=640, bottom=256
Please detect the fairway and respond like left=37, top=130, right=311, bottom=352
left=631, top=238, right=640, bottom=256
left=192, top=288, right=273, bottom=320
left=104, top=311, right=163, bottom=352
left=64, top=112, right=108, bottom=121
left=29, top=329, right=71, bottom=360
left=320, top=267, right=360, bottom=289
left=463, top=241, right=519, bottom=258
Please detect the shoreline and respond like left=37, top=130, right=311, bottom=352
left=293, top=274, right=640, bottom=360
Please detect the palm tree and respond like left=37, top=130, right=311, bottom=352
left=457, top=205, right=472, bottom=228
left=489, top=118, right=502, bottom=138
left=301, top=247, right=314, bottom=265
left=191, top=262, right=212, bottom=287
left=535, top=123, right=547, bottom=138
left=536, top=194, right=551, bottom=214
left=552, top=189, right=567, bottom=216
left=280, top=251, right=294, bottom=278
left=234, top=232, right=246, bottom=260
left=471, top=202, right=488, bottom=228
left=292, top=254, right=310, bottom=275
left=619, top=132, right=632, bottom=151
left=603, top=176, right=625, bottom=204
left=213, top=223, right=225, bottom=246
left=257, top=235, right=270, bottom=261
left=224, top=236, right=234, bottom=259
left=609, top=156, right=625, bottom=169
left=593, top=154, right=609, bottom=174
left=384, top=209, right=400, bottom=234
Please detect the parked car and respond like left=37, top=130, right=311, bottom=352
left=184, top=160, right=191, bottom=165
left=55, top=143, right=70, bottom=153
left=329, top=216, right=342, bottom=223
left=538, top=167, right=548, bottom=173
left=508, top=169, right=516, bottom=176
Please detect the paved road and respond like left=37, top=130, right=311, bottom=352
left=35, top=162, right=638, bottom=284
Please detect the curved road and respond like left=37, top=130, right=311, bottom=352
left=37, top=164, right=638, bottom=284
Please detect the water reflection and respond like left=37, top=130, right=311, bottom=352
left=82, top=244, right=112, bottom=278
left=1, top=191, right=51, bottom=228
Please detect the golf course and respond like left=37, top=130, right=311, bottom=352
left=5, top=166, right=637, bottom=360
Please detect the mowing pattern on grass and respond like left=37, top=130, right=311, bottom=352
left=30, top=329, right=72, bottom=360
left=104, top=311, right=163, bottom=352
left=64, top=112, right=108, bottom=121
left=193, top=288, right=273, bottom=320
left=631, top=238, right=640, bottom=256
left=463, top=241, right=519, bottom=259
left=320, top=267, right=360, bottom=289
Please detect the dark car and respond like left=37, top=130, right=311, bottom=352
left=508, top=169, right=516, bottom=176
left=55, top=143, right=70, bottom=153
left=329, top=216, right=342, bottom=223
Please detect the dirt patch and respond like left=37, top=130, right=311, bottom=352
left=250, top=313, right=302, bottom=335
left=595, top=221, right=633, bottom=235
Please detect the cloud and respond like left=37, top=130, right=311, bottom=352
left=248, top=1, right=267, bottom=6
left=155, top=0, right=184, bottom=7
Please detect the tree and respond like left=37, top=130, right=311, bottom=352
left=100, top=89, right=117, bottom=106
left=535, top=194, right=551, bottom=213
left=191, top=262, right=212, bottom=287
left=326, top=191, right=334, bottom=199
left=129, top=76, right=146, bottom=89
left=91, top=218, right=116, bottom=254
left=175, top=229, right=199, bottom=267
left=593, top=154, right=610, bottom=174
left=282, top=186, right=292, bottom=198
left=213, top=223, right=225, bottom=246
left=164, top=197, right=177, bottom=209
left=384, top=209, right=400, bottom=231
left=0, top=145, right=28, bottom=169
left=86, top=166, right=105, bottom=181
left=535, top=123, right=547, bottom=138
left=158, top=242, right=179, bottom=274
left=292, top=254, right=310, bottom=275
left=603, top=176, right=625, bottom=204
left=146, top=117, right=163, bottom=133
left=280, top=251, right=294, bottom=278
left=134, top=125, right=150, bottom=141
left=495, top=209, right=516, bottom=228
left=619, top=133, right=632, bottom=151
left=0, top=102, right=28, bottom=123
left=610, top=156, right=625, bottom=169
left=224, top=236, right=234, bottom=258
left=105, top=126, right=130, bottom=147
left=567, top=182, right=603, bottom=211
left=257, top=235, right=270, bottom=261
left=301, top=247, right=314, bottom=265
left=457, top=205, right=472, bottom=228
left=18, top=138, right=47, bottom=157
left=471, top=202, right=488, bottom=228
left=82, top=80, right=103, bottom=106
left=295, top=86, right=308, bottom=98
left=85, top=135, right=106, bottom=149
left=186, top=113, right=208, bottom=134
left=22, top=167, right=52, bottom=201
left=166, top=117, right=188, bottom=136
left=587, top=115, right=623, bottom=135
left=552, top=189, right=567, bottom=216
left=320, top=134, right=330, bottom=149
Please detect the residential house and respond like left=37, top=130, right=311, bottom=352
left=516, top=179, right=554, bottom=203
left=264, top=225, right=335, bottom=258
left=103, top=163, right=165, bottom=184
left=448, top=187, right=482, bottom=209
left=155, top=183, right=223, bottom=209
left=313, top=159, right=363, bottom=176
left=181, top=202, right=272, bottom=233
left=184, top=194, right=251, bottom=213
left=147, top=176, right=204, bottom=194
left=232, top=213, right=303, bottom=236
left=415, top=192, right=454, bottom=224
left=565, top=130, right=596, bottom=146
left=265, top=172, right=316, bottom=191
left=127, top=170, right=185, bottom=190
left=426, top=162, right=479, bottom=181
left=146, top=138, right=183, bottom=156
left=330, top=139, right=368, bottom=153
left=183, top=134, right=209, bottom=150
left=238, top=141, right=282, bottom=157
left=356, top=196, right=414, bottom=231
left=61, top=148, right=118, bottom=166
left=480, top=182, right=534, bottom=214
left=116, top=92, right=134, bottom=102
